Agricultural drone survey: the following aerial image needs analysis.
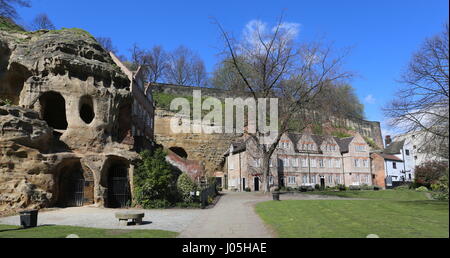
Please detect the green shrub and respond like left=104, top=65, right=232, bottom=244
left=0, top=98, right=12, bottom=106
left=314, top=184, right=320, bottom=190
left=244, top=187, right=251, bottom=192
left=415, top=186, right=429, bottom=192
left=133, top=148, right=179, bottom=208
left=431, top=174, right=449, bottom=200
left=373, top=185, right=381, bottom=191
left=349, top=185, right=361, bottom=190
left=177, top=173, right=198, bottom=203
left=337, top=184, right=347, bottom=191
left=394, top=184, right=411, bottom=191
left=414, top=161, right=448, bottom=189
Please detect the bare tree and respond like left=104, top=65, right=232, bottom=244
left=30, top=13, right=56, bottom=30
left=129, top=44, right=168, bottom=83
left=215, top=16, right=352, bottom=192
left=164, top=45, right=207, bottom=86
left=0, top=0, right=30, bottom=20
left=384, top=23, right=449, bottom=159
left=96, top=37, right=118, bottom=54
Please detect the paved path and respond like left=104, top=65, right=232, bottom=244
left=0, top=192, right=351, bottom=237
left=178, top=192, right=274, bottom=238
left=0, top=206, right=203, bottom=233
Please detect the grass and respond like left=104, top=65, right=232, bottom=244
left=255, top=190, right=449, bottom=238
left=304, top=189, right=431, bottom=201
left=0, top=224, right=178, bottom=238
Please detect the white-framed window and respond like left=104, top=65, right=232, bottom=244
left=336, top=175, right=341, bottom=184
left=328, top=175, right=333, bottom=184
left=363, top=175, right=369, bottom=183
left=288, top=176, right=296, bottom=184
left=335, top=159, right=341, bottom=168
left=254, top=158, right=261, bottom=167
left=355, top=145, right=365, bottom=152
left=301, top=158, right=308, bottom=167
left=363, top=159, right=369, bottom=168
left=319, top=159, right=324, bottom=168
left=355, top=174, right=360, bottom=183
left=269, top=159, right=273, bottom=167
left=292, top=158, right=299, bottom=167
left=283, top=158, right=289, bottom=167
left=310, top=159, right=317, bottom=167
left=354, top=159, right=360, bottom=168
left=328, top=159, right=333, bottom=168
left=269, top=176, right=274, bottom=184
left=311, top=175, right=317, bottom=184
left=302, top=175, right=308, bottom=183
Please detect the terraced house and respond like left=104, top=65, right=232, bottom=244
left=224, top=132, right=373, bottom=191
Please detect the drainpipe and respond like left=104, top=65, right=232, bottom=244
left=342, top=155, right=345, bottom=186
left=307, top=152, right=311, bottom=184
left=239, top=152, right=242, bottom=192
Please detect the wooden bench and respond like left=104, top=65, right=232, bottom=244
left=115, top=211, right=145, bottom=226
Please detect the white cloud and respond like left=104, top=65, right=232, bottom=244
left=242, top=19, right=301, bottom=49
left=364, top=94, right=376, bottom=104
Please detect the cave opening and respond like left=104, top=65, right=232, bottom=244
left=79, top=95, right=95, bottom=124
left=169, top=147, right=188, bottom=159
left=39, top=91, right=68, bottom=130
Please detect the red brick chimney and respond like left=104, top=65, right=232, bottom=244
left=385, top=135, right=392, bottom=146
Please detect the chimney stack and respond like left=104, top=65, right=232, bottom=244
left=385, top=135, right=392, bottom=146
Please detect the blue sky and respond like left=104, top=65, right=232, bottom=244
left=15, top=0, right=449, bottom=136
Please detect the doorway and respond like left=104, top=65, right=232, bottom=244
left=59, top=165, right=85, bottom=207
left=320, top=177, right=325, bottom=190
left=254, top=177, right=260, bottom=191
left=242, top=178, right=246, bottom=191
left=39, top=91, right=68, bottom=130
left=107, top=164, right=131, bottom=208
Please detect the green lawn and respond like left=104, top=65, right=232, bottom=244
left=0, top=224, right=178, bottom=238
left=256, top=190, right=449, bottom=238
left=304, top=189, right=431, bottom=201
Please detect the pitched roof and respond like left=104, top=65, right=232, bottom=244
left=384, top=140, right=405, bottom=155
left=334, top=137, right=354, bottom=153
left=286, top=133, right=302, bottom=152
left=224, top=140, right=246, bottom=156
left=380, top=153, right=403, bottom=162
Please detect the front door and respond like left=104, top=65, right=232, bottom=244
left=320, top=177, right=325, bottom=190
left=242, top=178, right=246, bottom=191
left=254, top=177, right=260, bottom=191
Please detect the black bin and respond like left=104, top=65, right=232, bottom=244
left=272, top=192, right=280, bottom=201
left=19, top=209, right=38, bottom=228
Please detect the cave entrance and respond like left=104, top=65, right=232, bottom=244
left=39, top=91, right=68, bottom=130
left=169, top=147, right=188, bottom=159
left=58, top=163, right=85, bottom=207
left=79, top=95, right=95, bottom=124
left=107, top=163, right=131, bottom=208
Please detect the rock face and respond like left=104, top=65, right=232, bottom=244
left=0, top=19, right=142, bottom=213
left=155, top=109, right=242, bottom=174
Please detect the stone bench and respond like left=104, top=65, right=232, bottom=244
left=115, top=211, right=145, bottom=226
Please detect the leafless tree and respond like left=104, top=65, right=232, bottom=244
left=96, top=37, right=118, bottom=54
left=164, top=45, right=207, bottom=86
left=384, top=23, right=449, bottom=159
left=30, top=13, right=56, bottom=30
left=129, top=44, right=168, bottom=83
left=0, top=0, right=30, bottom=20
left=215, top=16, right=352, bottom=192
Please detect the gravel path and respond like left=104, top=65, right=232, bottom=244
left=0, top=192, right=353, bottom=237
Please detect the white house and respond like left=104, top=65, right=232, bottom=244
left=383, top=136, right=415, bottom=186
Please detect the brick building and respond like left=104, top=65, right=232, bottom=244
left=224, top=132, right=374, bottom=192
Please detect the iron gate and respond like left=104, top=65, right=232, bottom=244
left=108, top=165, right=131, bottom=208
left=67, top=171, right=85, bottom=207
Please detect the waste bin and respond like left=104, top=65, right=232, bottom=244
left=272, top=192, right=280, bottom=201
left=19, top=209, right=38, bottom=228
